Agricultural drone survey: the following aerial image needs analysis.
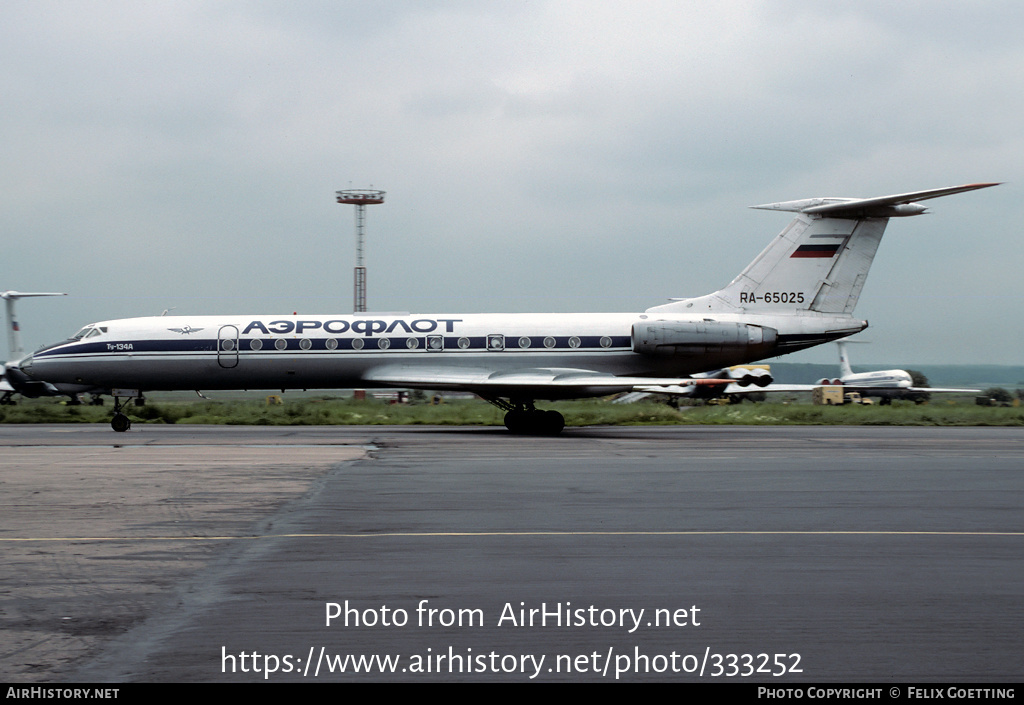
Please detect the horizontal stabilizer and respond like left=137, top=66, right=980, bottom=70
left=751, top=182, right=1000, bottom=218
left=0, top=291, right=67, bottom=299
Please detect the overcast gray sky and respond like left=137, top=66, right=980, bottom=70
left=2, top=0, right=1021, bottom=365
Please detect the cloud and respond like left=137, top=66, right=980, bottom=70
left=1, top=0, right=1020, bottom=364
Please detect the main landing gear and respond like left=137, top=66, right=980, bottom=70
left=504, top=408, right=565, bottom=435
left=487, top=398, right=565, bottom=435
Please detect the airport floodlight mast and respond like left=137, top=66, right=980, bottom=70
left=335, top=188, right=385, bottom=313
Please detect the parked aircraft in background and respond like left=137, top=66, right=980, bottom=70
left=1, top=291, right=66, bottom=405
left=807, top=340, right=979, bottom=404
left=632, top=340, right=980, bottom=404
left=9, top=183, right=997, bottom=432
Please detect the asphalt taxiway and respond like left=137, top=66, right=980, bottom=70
left=1, top=424, right=1021, bottom=682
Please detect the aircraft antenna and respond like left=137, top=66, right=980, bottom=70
left=335, top=188, right=385, bottom=313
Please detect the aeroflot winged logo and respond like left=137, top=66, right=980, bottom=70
left=242, top=318, right=463, bottom=337
left=168, top=325, right=204, bottom=335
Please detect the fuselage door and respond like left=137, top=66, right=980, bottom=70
left=218, top=325, right=240, bottom=368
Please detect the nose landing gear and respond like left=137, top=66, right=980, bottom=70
left=109, top=392, right=143, bottom=432
left=111, top=411, right=131, bottom=433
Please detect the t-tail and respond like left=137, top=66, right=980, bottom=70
left=2, top=290, right=66, bottom=362
left=648, top=183, right=999, bottom=316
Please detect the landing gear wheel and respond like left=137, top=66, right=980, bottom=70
left=111, top=413, right=131, bottom=433
left=503, top=409, right=565, bottom=435
left=541, top=410, right=565, bottom=435
left=504, top=410, right=529, bottom=434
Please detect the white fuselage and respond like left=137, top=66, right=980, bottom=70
left=22, top=310, right=862, bottom=398
left=841, top=370, right=913, bottom=388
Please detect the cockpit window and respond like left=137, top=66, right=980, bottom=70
left=70, top=325, right=102, bottom=340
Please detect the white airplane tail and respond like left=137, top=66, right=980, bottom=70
left=836, top=340, right=854, bottom=379
left=648, top=183, right=998, bottom=316
left=2, top=291, right=66, bottom=361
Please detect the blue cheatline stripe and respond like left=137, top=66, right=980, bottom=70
left=35, top=335, right=634, bottom=357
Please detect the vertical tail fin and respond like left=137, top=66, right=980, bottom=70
left=648, top=183, right=998, bottom=315
left=836, top=340, right=854, bottom=379
left=2, top=291, right=67, bottom=361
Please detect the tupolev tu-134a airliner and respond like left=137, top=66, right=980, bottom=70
left=10, top=182, right=998, bottom=434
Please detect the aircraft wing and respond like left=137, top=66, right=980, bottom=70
left=842, top=385, right=980, bottom=394
left=924, top=387, right=981, bottom=393
left=728, top=383, right=981, bottom=395
left=635, top=383, right=813, bottom=394
left=636, top=383, right=979, bottom=395
left=725, top=383, right=813, bottom=394
left=362, top=365, right=731, bottom=396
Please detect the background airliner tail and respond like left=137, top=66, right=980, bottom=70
left=648, top=183, right=998, bottom=316
left=836, top=340, right=854, bottom=378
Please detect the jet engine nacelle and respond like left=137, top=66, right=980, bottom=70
left=730, top=366, right=773, bottom=387
left=3, top=364, right=56, bottom=398
left=632, top=320, right=778, bottom=357
left=817, top=378, right=843, bottom=386
left=728, top=367, right=771, bottom=387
